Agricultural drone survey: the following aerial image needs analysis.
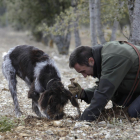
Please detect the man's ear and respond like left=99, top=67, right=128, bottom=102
left=88, top=57, right=94, bottom=66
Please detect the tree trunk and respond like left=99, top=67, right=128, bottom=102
left=110, top=20, right=119, bottom=41
left=89, top=0, right=97, bottom=46
left=127, top=0, right=134, bottom=40
left=71, top=0, right=81, bottom=47
left=53, top=27, right=71, bottom=55
left=127, top=0, right=134, bottom=38
left=96, top=0, right=106, bottom=44
left=128, top=0, right=140, bottom=45
left=74, top=19, right=81, bottom=47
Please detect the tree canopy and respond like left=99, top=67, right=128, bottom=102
left=6, top=0, right=71, bottom=30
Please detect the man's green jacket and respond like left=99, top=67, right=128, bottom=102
left=80, top=41, right=140, bottom=121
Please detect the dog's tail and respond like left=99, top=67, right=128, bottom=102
left=2, top=52, right=7, bottom=59
left=2, top=47, right=15, bottom=80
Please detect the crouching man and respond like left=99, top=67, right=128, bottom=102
left=68, top=41, right=140, bottom=121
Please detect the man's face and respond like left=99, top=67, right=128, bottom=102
left=74, top=57, right=94, bottom=78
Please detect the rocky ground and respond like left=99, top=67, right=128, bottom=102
left=0, top=27, right=140, bottom=140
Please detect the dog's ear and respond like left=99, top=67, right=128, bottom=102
left=48, top=95, right=53, bottom=104
left=65, top=89, right=81, bottom=117
left=65, top=89, right=79, bottom=108
left=39, top=91, right=52, bottom=110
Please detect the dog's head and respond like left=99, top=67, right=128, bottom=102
left=38, top=80, right=79, bottom=120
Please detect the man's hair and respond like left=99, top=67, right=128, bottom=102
left=69, top=46, right=93, bottom=68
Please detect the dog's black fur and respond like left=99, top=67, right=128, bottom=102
left=2, top=45, right=80, bottom=119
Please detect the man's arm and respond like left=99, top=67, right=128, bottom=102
left=82, top=86, right=98, bottom=104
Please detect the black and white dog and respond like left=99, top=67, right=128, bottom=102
left=2, top=45, right=80, bottom=119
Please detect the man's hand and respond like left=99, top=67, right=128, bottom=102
left=68, top=82, right=83, bottom=99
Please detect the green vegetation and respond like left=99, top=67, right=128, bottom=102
left=0, top=116, right=17, bottom=132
